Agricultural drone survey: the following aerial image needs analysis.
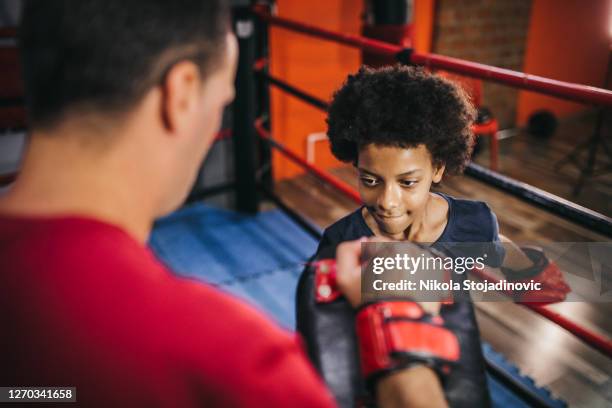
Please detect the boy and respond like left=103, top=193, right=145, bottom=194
left=298, top=65, right=569, bottom=407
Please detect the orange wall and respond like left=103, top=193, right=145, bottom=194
left=517, top=0, right=611, bottom=125
left=270, top=0, right=362, bottom=180
left=270, top=0, right=435, bottom=180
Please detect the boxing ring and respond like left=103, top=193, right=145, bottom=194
left=156, top=6, right=612, bottom=408
left=0, top=5, right=610, bottom=407
left=249, top=5, right=612, bottom=352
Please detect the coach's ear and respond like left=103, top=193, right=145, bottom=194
left=432, top=163, right=445, bottom=183
left=160, top=60, right=202, bottom=133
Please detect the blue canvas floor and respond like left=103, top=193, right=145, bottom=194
left=150, top=203, right=565, bottom=408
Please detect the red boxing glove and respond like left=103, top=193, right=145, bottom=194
left=355, top=301, right=460, bottom=389
left=501, top=246, right=571, bottom=304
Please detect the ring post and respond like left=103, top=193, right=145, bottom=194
left=233, top=5, right=260, bottom=213
left=253, top=4, right=274, bottom=193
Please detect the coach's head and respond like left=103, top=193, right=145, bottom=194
left=19, top=0, right=236, bottom=219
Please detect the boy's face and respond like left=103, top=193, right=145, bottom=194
left=357, top=144, right=444, bottom=237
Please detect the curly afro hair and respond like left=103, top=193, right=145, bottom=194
left=326, top=65, right=476, bottom=175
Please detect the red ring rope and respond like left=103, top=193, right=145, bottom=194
left=253, top=9, right=612, bottom=107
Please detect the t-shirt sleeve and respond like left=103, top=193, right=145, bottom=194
left=438, top=201, right=505, bottom=267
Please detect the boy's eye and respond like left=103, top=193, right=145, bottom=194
left=400, top=180, right=417, bottom=188
left=360, top=177, right=379, bottom=187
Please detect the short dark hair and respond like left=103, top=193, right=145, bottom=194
left=327, top=65, right=476, bottom=175
left=19, top=0, right=230, bottom=129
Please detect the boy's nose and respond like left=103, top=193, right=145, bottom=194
left=377, top=184, right=401, bottom=213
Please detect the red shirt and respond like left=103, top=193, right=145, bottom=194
left=0, top=215, right=336, bottom=407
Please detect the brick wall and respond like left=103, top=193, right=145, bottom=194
left=433, top=0, right=532, bottom=127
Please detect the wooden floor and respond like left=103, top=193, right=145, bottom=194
left=272, top=113, right=612, bottom=407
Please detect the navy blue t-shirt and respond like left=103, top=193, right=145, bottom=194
left=315, top=192, right=505, bottom=266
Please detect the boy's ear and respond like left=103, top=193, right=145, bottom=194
left=432, top=163, right=446, bottom=183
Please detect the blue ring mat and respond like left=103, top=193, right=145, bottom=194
left=150, top=203, right=566, bottom=408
